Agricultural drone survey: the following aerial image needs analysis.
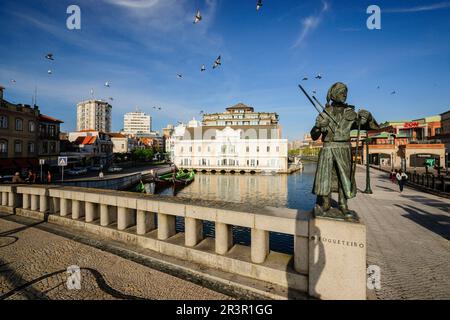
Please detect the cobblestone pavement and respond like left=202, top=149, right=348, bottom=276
left=0, top=218, right=230, bottom=300
left=349, top=168, right=450, bottom=300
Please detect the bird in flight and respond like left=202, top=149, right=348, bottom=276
left=177, top=74, right=183, bottom=79
left=213, top=55, right=221, bottom=69
left=302, top=77, right=308, bottom=81
left=109, top=97, right=114, bottom=101
left=377, top=86, right=380, bottom=89
left=45, top=53, right=54, bottom=60
left=201, top=64, right=206, bottom=72
left=312, top=90, right=317, bottom=95
left=10, top=79, right=16, bottom=84
left=200, top=110, right=204, bottom=114
left=158, top=107, right=162, bottom=110
left=391, top=91, right=396, bottom=95
left=104, top=82, right=110, bottom=88
left=193, top=10, right=202, bottom=24
left=47, top=69, right=52, bottom=75
left=315, top=74, right=322, bottom=80
left=256, top=0, right=263, bottom=11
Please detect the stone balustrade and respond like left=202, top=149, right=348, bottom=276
left=0, top=184, right=367, bottom=300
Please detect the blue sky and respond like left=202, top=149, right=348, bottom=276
left=0, top=0, right=449, bottom=140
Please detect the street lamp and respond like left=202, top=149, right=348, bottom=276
left=364, top=137, right=373, bottom=194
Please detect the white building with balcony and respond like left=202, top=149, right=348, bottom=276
left=172, top=104, right=288, bottom=173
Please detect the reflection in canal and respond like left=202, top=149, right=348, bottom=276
left=158, top=162, right=317, bottom=254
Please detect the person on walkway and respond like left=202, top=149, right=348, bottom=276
left=396, top=170, right=408, bottom=192
left=99, top=171, right=104, bottom=179
left=47, top=171, right=52, bottom=184
left=26, top=170, right=33, bottom=183
left=390, top=169, right=397, bottom=184
left=12, top=172, right=23, bottom=183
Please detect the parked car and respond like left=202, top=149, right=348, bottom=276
left=0, top=175, right=13, bottom=183
left=89, top=165, right=103, bottom=172
left=107, top=166, right=123, bottom=173
left=68, top=167, right=88, bottom=176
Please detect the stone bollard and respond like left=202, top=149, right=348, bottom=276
left=72, top=200, right=81, bottom=219
left=1, top=192, right=7, bottom=206
left=294, top=235, right=309, bottom=274
left=251, top=228, right=269, bottom=264
left=215, top=222, right=233, bottom=255
left=137, top=210, right=156, bottom=235
left=31, top=195, right=39, bottom=211
left=117, top=207, right=136, bottom=230
left=157, top=212, right=176, bottom=240
left=85, top=202, right=96, bottom=222
left=185, top=217, right=203, bottom=247
left=60, top=198, right=69, bottom=216
left=22, top=194, right=30, bottom=209
left=39, top=194, right=48, bottom=213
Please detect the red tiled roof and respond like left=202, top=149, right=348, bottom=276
left=39, top=114, right=64, bottom=123
left=82, top=136, right=97, bottom=145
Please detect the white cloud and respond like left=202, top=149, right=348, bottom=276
left=292, top=1, right=329, bottom=48
left=385, top=2, right=450, bottom=13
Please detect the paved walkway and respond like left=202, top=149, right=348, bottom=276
left=349, top=168, right=450, bottom=299
left=0, top=218, right=229, bottom=300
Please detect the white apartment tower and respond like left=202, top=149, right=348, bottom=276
left=123, top=111, right=151, bottom=135
left=76, top=100, right=112, bottom=132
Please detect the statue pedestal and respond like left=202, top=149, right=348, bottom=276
left=308, top=215, right=367, bottom=300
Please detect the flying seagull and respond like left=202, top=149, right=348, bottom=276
left=312, top=90, right=317, bottom=95
left=256, top=0, right=263, bottom=11
left=200, top=110, right=204, bottom=114
left=377, top=86, right=380, bottom=89
left=104, top=82, right=110, bottom=88
left=45, top=53, right=54, bottom=60
left=391, top=91, right=396, bottom=95
left=108, top=97, right=114, bottom=101
left=158, top=107, right=162, bottom=110
left=302, top=77, right=308, bottom=81
left=10, top=79, right=16, bottom=84
left=193, top=9, right=202, bottom=24
left=213, top=55, right=221, bottom=69
left=47, top=69, right=52, bottom=75
left=177, top=73, right=183, bottom=79
left=201, top=64, right=206, bottom=72
left=315, top=74, right=322, bottom=80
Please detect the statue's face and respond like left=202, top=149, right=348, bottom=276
left=335, top=90, right=347, bottom=103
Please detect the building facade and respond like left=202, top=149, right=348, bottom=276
left=123, top=111, right=151, bottom=135
left=76, top=100, right=112, bottom=133
left=0, top=86, right=63, bottom=174
left=172, top=104, right=288, bottom=173
left=202, top=103, right=279, bottom=126
left=67, top=131, right=113, bottom=167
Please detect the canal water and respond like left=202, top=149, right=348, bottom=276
left=148, top=162, right=316, bottom=254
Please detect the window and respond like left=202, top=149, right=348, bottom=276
left=49, top=125, right=56, bottom=137
left=198, top=146, right=201, bottom=152
left=15, top=118, right=23, bottom=131
left=14, top=140, right=22, bottom=153
left=267, top=146, right=270, bottom=152
left=257, top=146, right=259, bottom=152
left=42, top=141, right=48, bottom=154
left=221, top=145, right=226, bottom=154
left=28, top=142, right=35, bottom=153
left=276, top=146, right=280, bottom=152
left=28, top=121, right=35, bottom=132
left=246, top=146, right=249, bottom=152
left=0, top=140, right=7, bottom=154
left=49, top=142, right=56, bottom=153
left=0, top=116, right=8, bottom=128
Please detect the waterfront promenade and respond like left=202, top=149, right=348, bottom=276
left=350, top=168, right=450, bottom=300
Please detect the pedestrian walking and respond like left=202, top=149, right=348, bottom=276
left=390, top=169, right=397, bottom=184
left=47, top=171, right=52, bottom=184
left=396, top=170, right=408, bottom=192
left=99, top=171, right=104, bottom=179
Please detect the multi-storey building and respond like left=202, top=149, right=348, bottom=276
left=123, top=111, right=151, bottom=135
left=76, top=100, right=112, bottom=132
left=38, top=115, right=64, bottom=166
left=172, top=103, right=288, bottom=173
left=108, top=133, right=139, bottom=154
left=0, top=86, right=63, bottom=174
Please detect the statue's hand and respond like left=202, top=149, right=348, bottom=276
left=315, top=114, right=330, bottom=128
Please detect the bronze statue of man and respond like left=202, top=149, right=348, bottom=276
left=311, top=82, right=378, bottom=220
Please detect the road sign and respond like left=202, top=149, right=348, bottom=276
left=39, top=159, right=45, bottom=165
left=58, top=156, right=68, bottom=166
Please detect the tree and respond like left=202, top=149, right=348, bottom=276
left=131, top=148, right=154, bottom=162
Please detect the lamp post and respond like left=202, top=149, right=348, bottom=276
left=364, top=137, right=373, bottom=194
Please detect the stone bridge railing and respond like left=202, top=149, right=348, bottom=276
left=0, top=184, right=367, bottom=300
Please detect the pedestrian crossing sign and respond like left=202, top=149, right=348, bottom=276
left=58, top=156, right=68, bottom=166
